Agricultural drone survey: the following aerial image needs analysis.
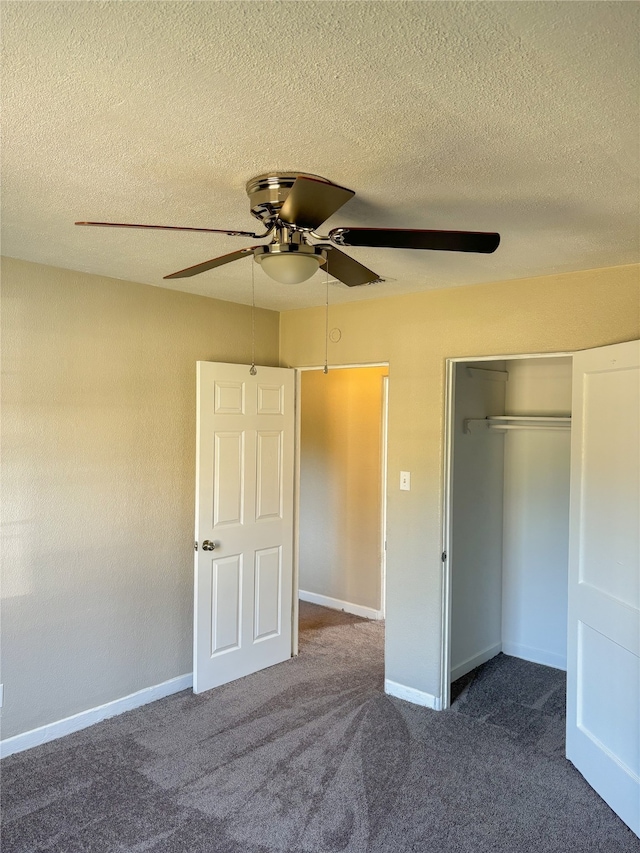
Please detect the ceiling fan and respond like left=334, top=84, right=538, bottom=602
left=76, top=172, right=500, bottom=287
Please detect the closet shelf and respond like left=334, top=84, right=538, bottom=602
left=464, top=415, right=571, bottom=434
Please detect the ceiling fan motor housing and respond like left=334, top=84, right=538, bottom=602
left=246, top=172, right=330, bottom=226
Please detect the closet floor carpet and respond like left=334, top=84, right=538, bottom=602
left=2, top=602, right=637, bottom=852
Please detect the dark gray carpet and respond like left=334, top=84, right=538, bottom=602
left=2, top=602, right=638, bottom=852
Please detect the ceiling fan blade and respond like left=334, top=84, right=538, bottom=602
left=75, top=221, right=261, bottom=238
left=329, top=227, right=500, bottom=253
left=279, top=177, right=355, bottom=230
left=322, top=246, right=381, bottom=287
left=163, top=247, right=256, bottom=279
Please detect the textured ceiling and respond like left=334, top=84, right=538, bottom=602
left=2, top=1, right=639, bottom=310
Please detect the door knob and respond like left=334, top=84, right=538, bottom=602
left=202, top=540, right=217, bottom=551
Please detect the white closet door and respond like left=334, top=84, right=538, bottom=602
left=566, top=339, right=639, bottom=836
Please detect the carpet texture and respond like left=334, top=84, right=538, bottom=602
left=2, top=602, right=638, bottom=852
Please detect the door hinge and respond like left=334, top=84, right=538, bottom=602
left=442, top=551, right=447, bottom=562
left=194, top=541, right=198, bottom=552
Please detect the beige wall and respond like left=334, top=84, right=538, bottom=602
left=299, top=367, right=387, bottom=613
left=0, top=257, right=280, bottom=739
left=280, top=264, right=640, bottom=700
left=2, top=258, right=638, bottom=740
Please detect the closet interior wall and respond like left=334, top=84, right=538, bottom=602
left=501, top=358, right=572, bottom=670
left=450, top=363, right=506, bottom=680
left=450, top=357, right=572, bottom=685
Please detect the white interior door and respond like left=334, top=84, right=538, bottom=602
left=567, top=339, right=640, bottom=836
left=194, top=362, right=295, bottom=694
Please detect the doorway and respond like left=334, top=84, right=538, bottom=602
left=294, top=365, right=389, bottom=653
left=440, top=341, right=640, bottom=836
left=441, top=353, right=573, bottom=708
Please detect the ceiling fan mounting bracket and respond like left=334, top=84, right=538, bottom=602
left=328, top=227, right=350, bottom=246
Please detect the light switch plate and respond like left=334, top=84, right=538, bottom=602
left=400, top=471, right=411, bottom=491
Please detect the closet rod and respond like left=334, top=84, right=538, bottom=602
left=486, top=416, right=571, bottom=422
left=486, top=423, right=570, bottom=432
left=464, top=416, right=571, bottom=434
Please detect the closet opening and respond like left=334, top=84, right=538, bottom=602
left=441, top=354, right=573, bottom=710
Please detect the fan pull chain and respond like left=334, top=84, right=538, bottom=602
left=324, top=265, right=329, bottom=375
left=250, top=259, right=257, bottom=376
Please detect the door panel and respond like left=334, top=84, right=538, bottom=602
left=211, top=555, right=242, bottom=654
left=194, top=362, right=295, bottom=693
left=213, top=432, right=244, bottom=526
left=578, top=622, right=639, bottom=772
left=257, top=383, right=284, bottom=414
left=214, top=380, right=245, bottom=414
left=579, top=367, right=639, bottom=603
left=254, top=546, right=282, bottom=641
left=256, top=432, right=283, bottom=519
left=567, top=339, right=640, bottom=837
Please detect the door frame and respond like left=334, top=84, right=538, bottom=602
left=292, top=362, right=390, bottom=655
left=440, top=350, right=574, bottom=710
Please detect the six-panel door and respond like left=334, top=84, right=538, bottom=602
left=193, top=362, right=295, bottom=693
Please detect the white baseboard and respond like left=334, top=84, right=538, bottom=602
left=385, top=679, right=441, bottom=710
left=501, top=641, right=567, bottom=671
left=450, top=642, right=503, bottom=682
left=0, top=673, right=193, bottom=759
left=299, top=589, right=383, bottom=621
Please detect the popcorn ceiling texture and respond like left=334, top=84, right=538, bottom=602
left=2, top=1, right=638, bottom=309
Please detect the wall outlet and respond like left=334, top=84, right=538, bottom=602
left=400, top=471, right=411, bottom=491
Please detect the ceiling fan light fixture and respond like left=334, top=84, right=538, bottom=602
left=258, top=252, right=321, bottom=284
left=254, top=244, right=326, bottom=284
